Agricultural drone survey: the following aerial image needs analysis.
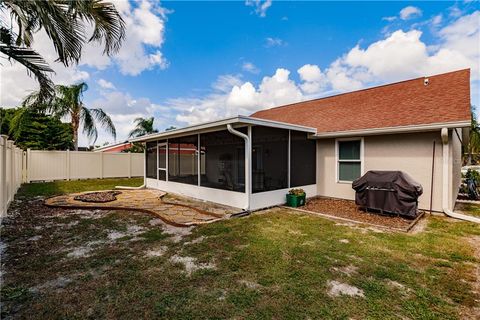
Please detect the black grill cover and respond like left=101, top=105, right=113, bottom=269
left=352, top=171, right=423, bottom=218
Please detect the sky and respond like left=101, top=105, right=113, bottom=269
left=1, top=0, right=479, bottom=147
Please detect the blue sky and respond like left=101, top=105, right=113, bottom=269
left=1, top=1, right=479, bottom=146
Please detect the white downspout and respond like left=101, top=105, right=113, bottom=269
left=441, top=128, right=480, bottom=223
left=227, top=124, right=251, bottom=211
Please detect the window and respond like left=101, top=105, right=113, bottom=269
left=290, top=131, right=316, bottom=187
left=145, top=141, right=157, bottom=179
left=252, top=126, right=288, bottom=193
left=337, top=139, right=362, bottom=182
left=200, top=129, right=245, bottom=192
left=168, top=135, right=198, bottom=185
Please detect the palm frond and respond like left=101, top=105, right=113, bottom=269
left=80, top=107, right=98, bottom=143
left=89, top=107, right=116, bottom=140
left=71, top=0, right=126, bottom=55
left=1, top=44, right=55, bottom=104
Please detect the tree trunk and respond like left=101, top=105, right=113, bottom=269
left=71, top=113, right=80, bottom=151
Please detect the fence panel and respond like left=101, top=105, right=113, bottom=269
left=27, top=150, right=144, bottom=182
left=1, top=142, right=144, bottom=216
left=1, top=136, right=23, bottom=217
left=131, top=153, right=144, bottom=177
left=103, top=153, right=130, bottom=178
left=69, top=151, right=102, bottom=180
left=28, top=150, right=68, bottom=181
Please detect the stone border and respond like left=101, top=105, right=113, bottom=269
left=280, top=206, right=425, bottom=233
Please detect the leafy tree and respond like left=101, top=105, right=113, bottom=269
left=465, top=105, right=480, bottom=165
left=0, top=107, right=73, bottom=150
left=165, top=125, right=177, bottom=131
left=23, top=82, right=116, bottom=150
left=128, top=117, right=158, bottom=138
left=0, top=0, right=125, bottom=103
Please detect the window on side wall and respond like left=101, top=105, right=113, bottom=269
left=337, top=139, right=362, bottom=182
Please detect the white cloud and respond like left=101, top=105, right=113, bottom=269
left=400, top=6, right=422, bottom=20
left=245, top=0, right=272, bottom=18
left=265, top=37, right=285, bottom=47
left=382, top=16, right=397, bottom=22
left=0, top=0, right=170, bottom=107
left=297, top=64, right=326, bottom=94
left=160, top=69, right=304, bottom=126
left=168, top=10, right=480, bottom=126
left=97, top=79, right=116, bottom=90
left=432, top=14, right=443, bottom=26
left=242, top=62, right=260, bottom=74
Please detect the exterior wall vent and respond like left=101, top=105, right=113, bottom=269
left=424, top=78, right=429, bottom=86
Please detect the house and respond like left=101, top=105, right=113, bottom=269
left=131, top=69, right=471, bottom=212
left=93, top=141, right=132, bottom=153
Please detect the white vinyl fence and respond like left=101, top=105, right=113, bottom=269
left=0, top=136, right=144, bottom=217
left=1, top=135, right=24, bottom=217
left=26, top=150, right=144, bottom=182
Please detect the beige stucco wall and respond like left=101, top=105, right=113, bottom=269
left=316, top=130, right=462, bottom=212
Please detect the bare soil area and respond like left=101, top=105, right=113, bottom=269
left=303, top=197, right=420, bottom=230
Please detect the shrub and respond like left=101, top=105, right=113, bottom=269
left=288, top=188, right=305, bottom=196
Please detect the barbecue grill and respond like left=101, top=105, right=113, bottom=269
left=352, top=171, right=423, bottom=218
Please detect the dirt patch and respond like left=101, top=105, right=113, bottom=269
left=303, top=197, right=416, bottom=230
left=327, top=280, right=364, bottom=298
left=107, top=225, right=145, bottom=241
left=30, top=276, right=72, bottom=293
left=67, top=246, right=93, bottom=258
left=184, top=236, right=205, bottom=245
left=169, top=254, right=215, bottom=275
left=331, top=264, right=358, bottom=276
left=145, top=246, right=167, bottom=257
left=238, top=280, right=263, bottom=290
left=162, top=224, right=193, bottom=243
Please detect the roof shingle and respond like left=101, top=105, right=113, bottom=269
left=251, top=69, right=471, bottom=134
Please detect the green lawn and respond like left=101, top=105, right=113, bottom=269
left=17, top=177, right=143, bottom=198
left=1, top=178, right=479, bottom=319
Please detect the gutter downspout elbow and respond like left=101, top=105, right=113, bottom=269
left=227, top=124, right=251, bottom=211
left=441, top=128, right=480, bottom=223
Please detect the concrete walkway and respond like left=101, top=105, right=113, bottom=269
left=44, top=189, right=226, bottom=227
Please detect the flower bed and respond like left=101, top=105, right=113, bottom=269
left=302, top=197, right=421, bottom=230
left=73, top=191, right=122, bottom=203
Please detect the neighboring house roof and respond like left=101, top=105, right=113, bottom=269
left=251, top=69, right=471, bottom=137
left=130, top=115, right=316, bottom=142
left=93, top=141, right=132, bottom=153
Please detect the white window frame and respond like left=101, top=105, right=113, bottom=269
left=157, top=141, right=168, bottom=181
left=335, top=137, right=364, bottom=183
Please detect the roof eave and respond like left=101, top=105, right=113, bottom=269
left=130, top=115, right=317, bottom=143
left=312, top=120, right=471, bottom=139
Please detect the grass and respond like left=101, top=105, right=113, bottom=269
left=1, top=178, right=479, bottom=319
left=17, top=177, right=143, bottom=198
left=455, top=202, right=480, bottom=217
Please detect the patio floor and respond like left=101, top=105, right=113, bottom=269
left=44, top=189, right=236, bottom=226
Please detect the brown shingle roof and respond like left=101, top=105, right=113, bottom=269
left=251, top=69, right=471, bottom=134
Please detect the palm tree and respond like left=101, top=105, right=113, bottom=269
left=24, top=82, right=116, bottom=150
left=0, top=0, right=125, bottom=103
left=128, top=117, right=158, bottom=138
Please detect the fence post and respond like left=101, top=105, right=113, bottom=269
left=22, top=150, right=26, bottom=183
left=100, top=152, right=104, bottom=179
left=66, top=149, right=70, bottom=181
left=128, top=152, right=132, bottom=178
left=0, top=135, right=7, bottom=216
left=26, top=148, right=31, bottom=183
left=10, top=142, right=15, bottom=199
